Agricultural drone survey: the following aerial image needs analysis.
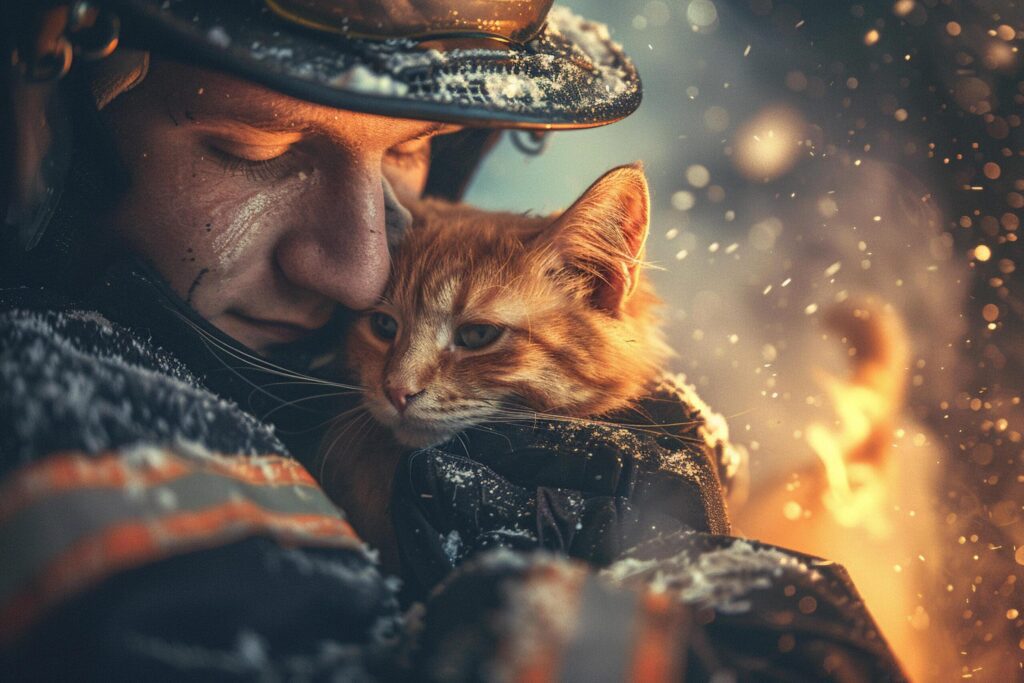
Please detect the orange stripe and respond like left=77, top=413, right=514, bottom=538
left=515, top=651, right=561, bottom=683
left=628, top=591, right=687, bottom=682
left=505, top=564, right=587, bottom=683
left=0, top=452, right=188, bottom=523
left=0, top=450, right=321, bottom=525
left=0, top=499, right=359, bottom=644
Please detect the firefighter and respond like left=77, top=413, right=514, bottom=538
left=1, top=1, right=904, bottom=679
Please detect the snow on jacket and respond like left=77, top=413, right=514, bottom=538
left=0, top=284, right=402, bottom=679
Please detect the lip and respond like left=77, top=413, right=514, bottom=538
left=228, top=310, right=325, bottom=344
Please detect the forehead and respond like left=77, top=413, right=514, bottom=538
left=410, top=267, right=525, bottom=326
left=393, top=215, right=554, bottom=320
left=144, top=59, right=447, bottom=140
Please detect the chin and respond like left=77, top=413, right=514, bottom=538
left=392, top=424, right=456, bottom=449
left=364, top=402, right=455, bottom=449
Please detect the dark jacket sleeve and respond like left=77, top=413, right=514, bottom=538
left=391, top=373, right=905, bottom=681
left=413, top=536, right=906, bottom=683
left=0, top=294, right=400, bottom=680
left=603, top=533, right=906, bottom=682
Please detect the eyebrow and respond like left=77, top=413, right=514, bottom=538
left=412, top=122, right=448, bottom=139
left=185, top=117, right=308, bottom=139
left=186, top=112, right=453, bottom=147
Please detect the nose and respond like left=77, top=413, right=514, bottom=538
left=274, top=161, right=391, bottom=311
left=386, top=385, right=424, bottom=413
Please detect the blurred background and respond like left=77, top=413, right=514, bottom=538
left=467, top=1, right=1023, bottom=680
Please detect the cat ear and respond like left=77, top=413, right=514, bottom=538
left=542, top=162, right=650, bottom=311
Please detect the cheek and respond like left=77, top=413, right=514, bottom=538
left=476, top=342, right=571, bottom=406
left=116, top=166, right=314, bottom=303
left=110, top=167, right=216, bottom=300
left=448, top=347, right=521, bottom=395
left=204, top=179, right=307, bottom=273
left=345, top=328, right=390, bottom=389
left=107, top=120, right=319, bottom=302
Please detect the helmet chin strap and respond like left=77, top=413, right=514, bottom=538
left=3, top=46, right=146, bottom=254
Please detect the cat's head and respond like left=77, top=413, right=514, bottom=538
left=346, top=163, right=672, bottom=448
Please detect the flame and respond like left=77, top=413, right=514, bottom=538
left=733, top=302, right=957, bottom=681
left=806, top=399, right=890, bottom=535
left=805, top=300, right=906, bottom=537
left=798, top=300, right=959, bottom=680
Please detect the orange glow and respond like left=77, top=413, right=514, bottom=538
left=732, top=106, right=806, bottom=182
left=805, top=301, right=906, bottom=538
left=736, top=299, right=956, bottom=680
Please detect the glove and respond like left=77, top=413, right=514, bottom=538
left=409, top=535, right=907, bottom=683
left=391, top=384, right=731, bottom=598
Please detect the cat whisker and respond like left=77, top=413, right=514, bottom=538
left=260, top=379, right=365, bottom=393
left=173, top=313, right=376, bottom=441
left=321, top=406, right=366, bottom=447
left=170, top=309, right=359, bottom=390
left=344, top=416, right=374, bottom=457
left=321, top=410, right=374, bottom=485
left=454, top=431, right=470, bottom=457
left=275, top=410, right=365, bottom=438
left=465, top=424, right=517, bottom=451
left=183, top=328, right=296, bottom=403
left=481, top=396, right=703, bottom=430
left=428, top=403, right=711, bottom=447
left=330, top=403, right=372, bottom=422
left=479, top=406, right=708, bottom=444
left=259, top=391, right=363, bottom=423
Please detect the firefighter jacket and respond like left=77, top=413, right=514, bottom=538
left=0, top=258, right=906, bottom=681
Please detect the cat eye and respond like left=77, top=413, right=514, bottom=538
left=370, top=312, right=399, bottom=341
left=455, top=323, right=503, bottom=349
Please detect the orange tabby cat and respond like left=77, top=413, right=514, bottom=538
left=322, top=164, right=672, bottom=568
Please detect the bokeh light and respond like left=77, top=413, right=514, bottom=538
left=732, top=106, right=806, bottom=182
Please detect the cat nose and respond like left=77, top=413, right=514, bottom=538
left=386, top=386, right=424, bottom=413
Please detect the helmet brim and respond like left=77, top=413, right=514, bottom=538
left=109, top=0, right=642, bottom=130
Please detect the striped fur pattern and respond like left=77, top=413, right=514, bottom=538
left=345, top=163, right=672, bottom=449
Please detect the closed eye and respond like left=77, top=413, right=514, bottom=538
left=455, top=323, right=503, bottom=349
left=206, top=144, right=303, bottom=182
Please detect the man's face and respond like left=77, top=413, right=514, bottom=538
left=102, top=59, right=455, bottom=353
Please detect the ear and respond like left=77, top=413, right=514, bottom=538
left=540, top=162, right=650, bottom=311
left=382, top=176, right=413, bottom=249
